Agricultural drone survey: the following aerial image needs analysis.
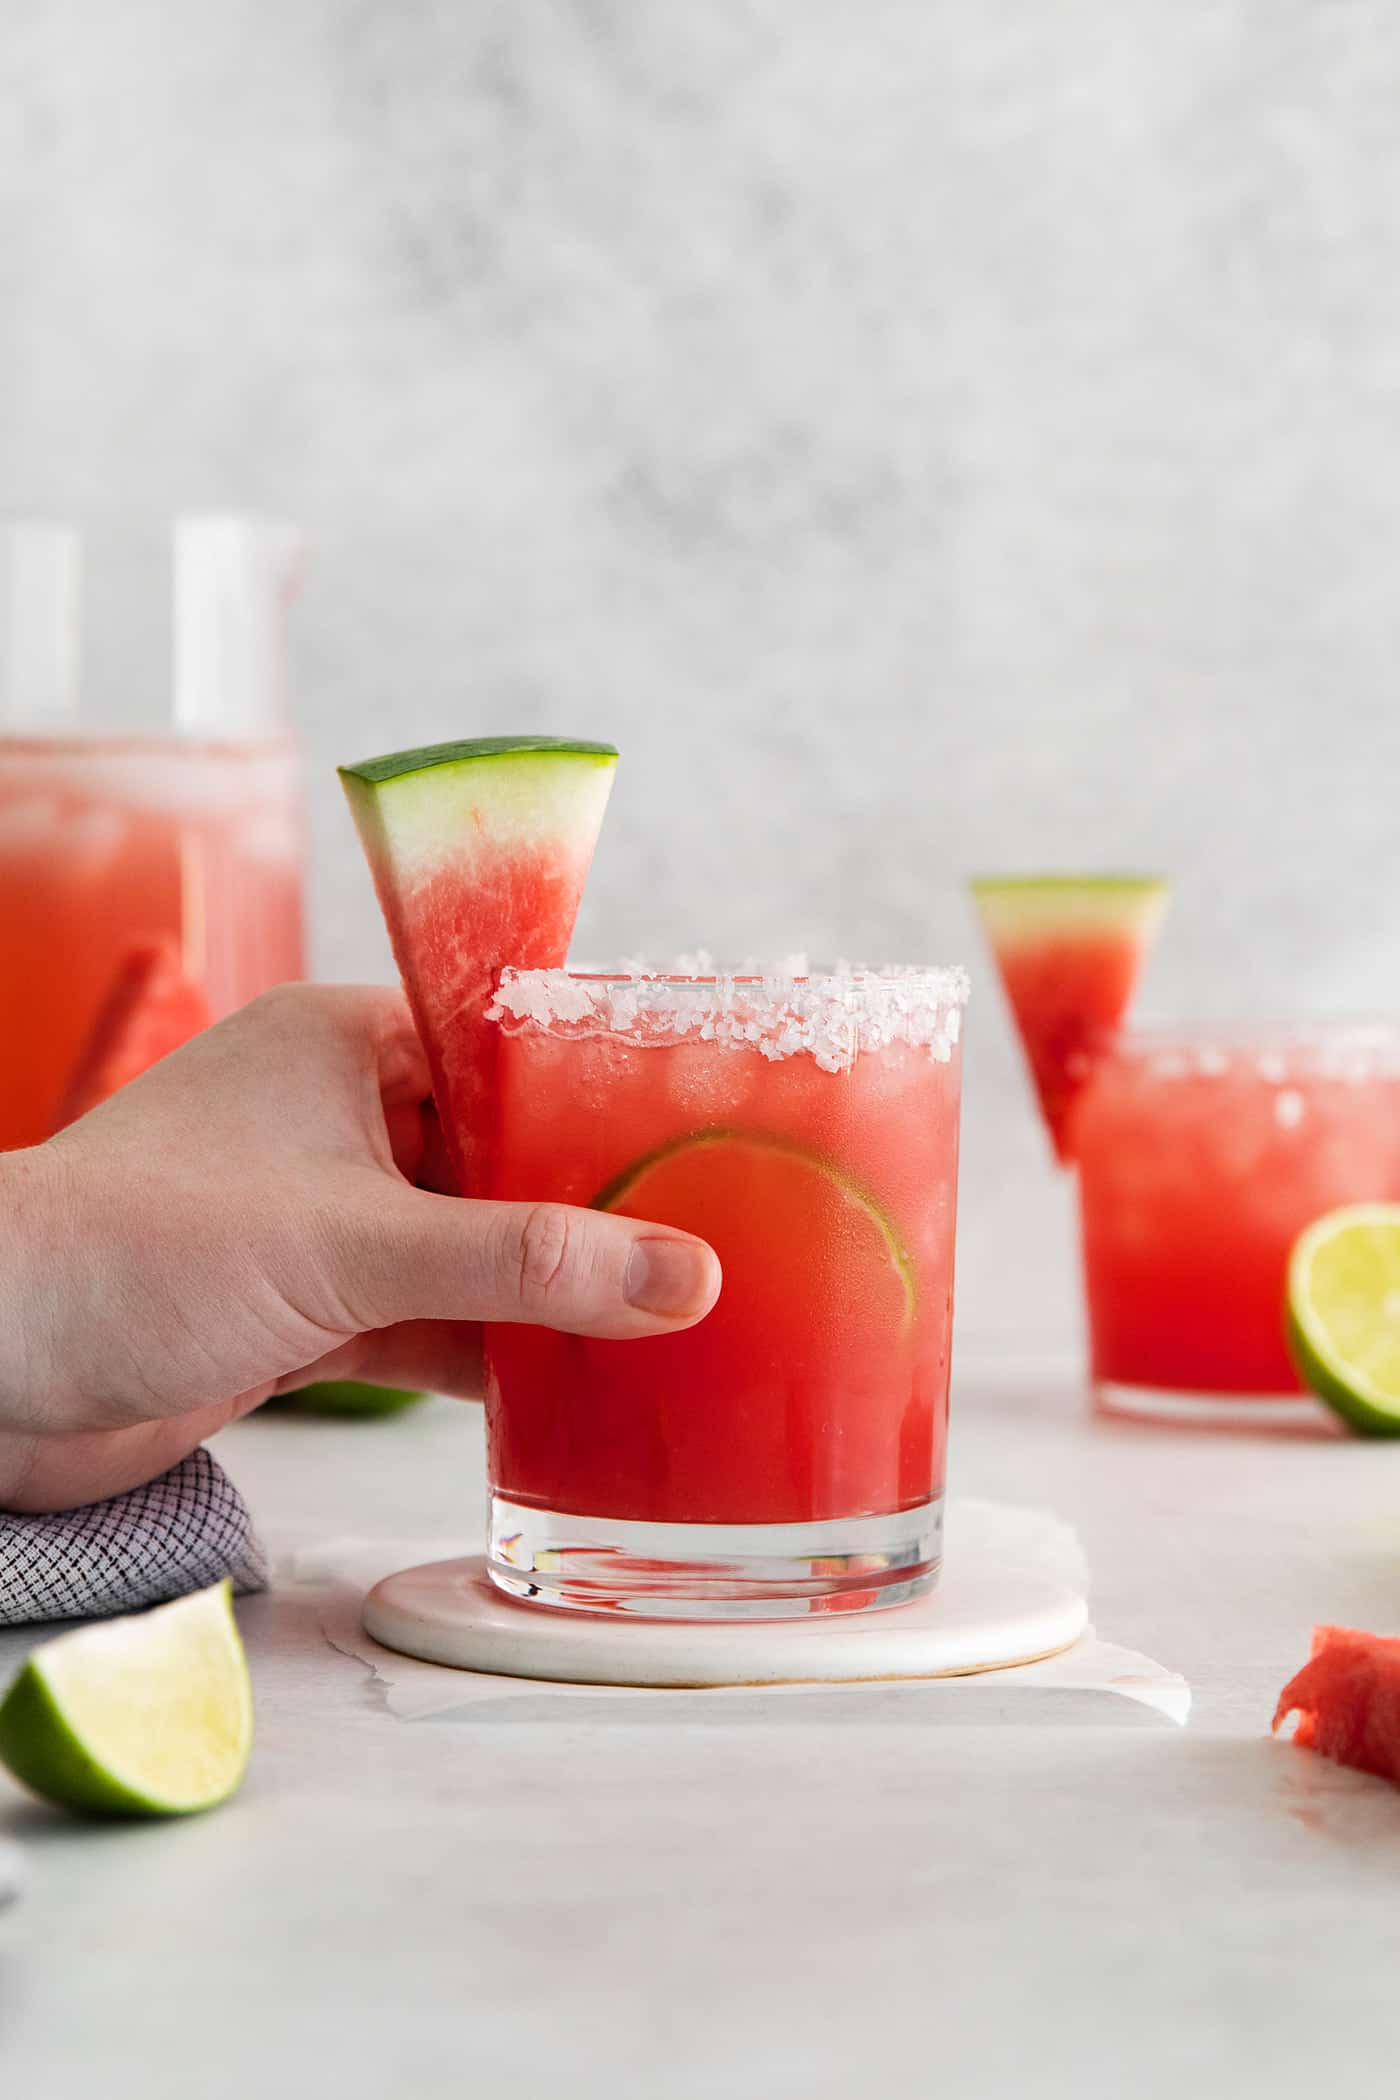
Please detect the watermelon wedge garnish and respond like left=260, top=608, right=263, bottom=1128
left=340, top=736, right=617, bottom=1194
left=1274, top=1626, right=1400, bottom=1787
left=52, top=937, right=211, bottom=1130
left=970, top=875, right=1168, bottom=1162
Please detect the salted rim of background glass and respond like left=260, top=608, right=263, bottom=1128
left=1085, top=1017, right=1400, bottom=1081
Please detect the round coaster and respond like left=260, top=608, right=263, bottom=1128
left=362, top=1553, right=1087, bottom=1687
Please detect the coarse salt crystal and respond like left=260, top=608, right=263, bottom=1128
left=488, top=961, right=970, bottom=1070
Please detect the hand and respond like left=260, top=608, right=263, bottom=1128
left=0, top=985, right=721, bottom=1513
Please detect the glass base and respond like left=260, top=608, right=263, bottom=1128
left=1095, top=1380, right=1338, bottom=1433
left=486, top=1494, right=943, bottom=1620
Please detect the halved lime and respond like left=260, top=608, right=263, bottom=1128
left=0, top=1581, right=253, bottom=1817
left=269, top=1380, right=427, bottom=1419
left=595, top=1127, right=915, bottom=1324
left=1287, top=1205, right=1400, bottom=1436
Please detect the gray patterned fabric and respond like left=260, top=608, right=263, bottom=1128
left=0, top=1447, right=266, bottom=1628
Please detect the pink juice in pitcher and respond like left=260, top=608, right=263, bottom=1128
left=0, top=517, right=307, bottom=1149
left=0, top=734, right=304, bottom=1148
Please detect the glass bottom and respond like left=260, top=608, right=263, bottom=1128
left=486, top=1493, right=943, bottom=1620
left=1095, top=1380, right=1338, bottom=1433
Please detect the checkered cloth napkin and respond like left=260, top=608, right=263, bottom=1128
left=0, top=1446, right=266, bottom=1628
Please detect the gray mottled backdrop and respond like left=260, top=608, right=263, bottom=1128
left=5, top=0, right=1400, bottom=1352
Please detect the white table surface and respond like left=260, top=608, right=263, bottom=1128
left=4, top=1360, right=1400, bottom=2099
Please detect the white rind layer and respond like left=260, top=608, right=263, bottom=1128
left=971, top=877, right=1168, bottom=944
left=343, top=750, right=616, bottom=884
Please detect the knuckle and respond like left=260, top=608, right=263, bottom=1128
left=512, top=1204, right=574, bottom=1304
left=246, top=982, right=311, bottom=1022
left=236, top=982, right=334, bottom=1046
left=254, top=982, right=354, bottom=1026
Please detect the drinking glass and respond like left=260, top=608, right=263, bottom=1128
left=1075, top=1022, right=1400, bottom=1425
left=482, top=965, right=968, bottom=1618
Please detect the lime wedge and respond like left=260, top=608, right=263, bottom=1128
left=1287, top=1205, right=1400, bottom=1435
left=595, top=1127, right=915, bottom=1324
left=0, top=1581, right=253, bottom=1817
left=269, top=1380, right=427, bottom=1419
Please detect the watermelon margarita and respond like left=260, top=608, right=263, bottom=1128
left=0, top=736, right=304, bottom=1150
left=1075, top=1026, right=1400, bottom=1422
left=482, top=966, right=968, bottom=1617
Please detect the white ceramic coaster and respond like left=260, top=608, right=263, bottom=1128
left=363, top=1552, right=1088, bottom=1688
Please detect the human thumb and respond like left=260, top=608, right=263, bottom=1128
left=336, top=1190, right=722, bottom=1340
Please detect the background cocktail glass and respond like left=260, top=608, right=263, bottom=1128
left=1074, top=1022, right=1400, bottom=1426
left=482, top=965, right=968, bottom=1618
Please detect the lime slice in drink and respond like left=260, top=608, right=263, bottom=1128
left=595, top=1129, right=916, bottom=1327
left=0, top=1581, right=253, bottom=1817
left=1287, top=1205, right=1400, bottom=1435
left=269, top=1380, right=427, bottom=1419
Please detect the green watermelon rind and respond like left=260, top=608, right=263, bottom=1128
left=340, top=739, right=619, bottom=879
left=339, top=737, right=617, bottom=787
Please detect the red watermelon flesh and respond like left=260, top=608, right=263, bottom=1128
left=340, top=737, right=617, bottom=1196
left=52, top=937, right=211, bottom=1130
left=1273, top=1625, right=1400, bottom=1786
left=970, top=877, right=1168, bottom=1163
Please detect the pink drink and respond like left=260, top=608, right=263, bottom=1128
left=1075, top=1026, right=1400, bottom=1420
left=483, top=967, right=967, bottom=1617
left=0, top=735, right=304, bottom=1150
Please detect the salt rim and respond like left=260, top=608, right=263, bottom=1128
left=489, top=960, right=970, bottom=1073
left=1108, top=1021, right=1400, bottom=1085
